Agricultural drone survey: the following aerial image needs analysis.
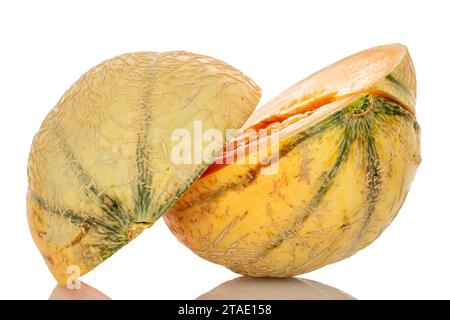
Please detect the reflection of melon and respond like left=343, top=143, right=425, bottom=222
left=27, top=51, right=260, bottom=284
left=197, top=277, right=354, bottom=300
left=165, top=44, right=421, bottom=277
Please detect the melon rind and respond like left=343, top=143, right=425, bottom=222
left=27, top=51, right=260, bottom=284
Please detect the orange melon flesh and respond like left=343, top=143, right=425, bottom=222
left=241, top=43, right=415, bottom=133
left=203, top=44, right=415, bottom=176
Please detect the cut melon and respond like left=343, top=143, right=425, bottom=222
left=165, top=44, right=420, bottom=277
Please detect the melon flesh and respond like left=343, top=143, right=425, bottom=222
left=242, top=43, right=416, bottom=132
left=204, top=44, right=416, bottom=175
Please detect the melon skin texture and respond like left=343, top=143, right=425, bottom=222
left=27, top=51, right=261, bottom=284
left=165, top=44, right=421, bottom=277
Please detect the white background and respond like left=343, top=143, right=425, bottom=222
left=0, top=0, right=449, bottom=299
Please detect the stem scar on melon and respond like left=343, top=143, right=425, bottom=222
left=164, top=44, right=421, bottom=277
left=27, top=51, right=261, bottom=284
